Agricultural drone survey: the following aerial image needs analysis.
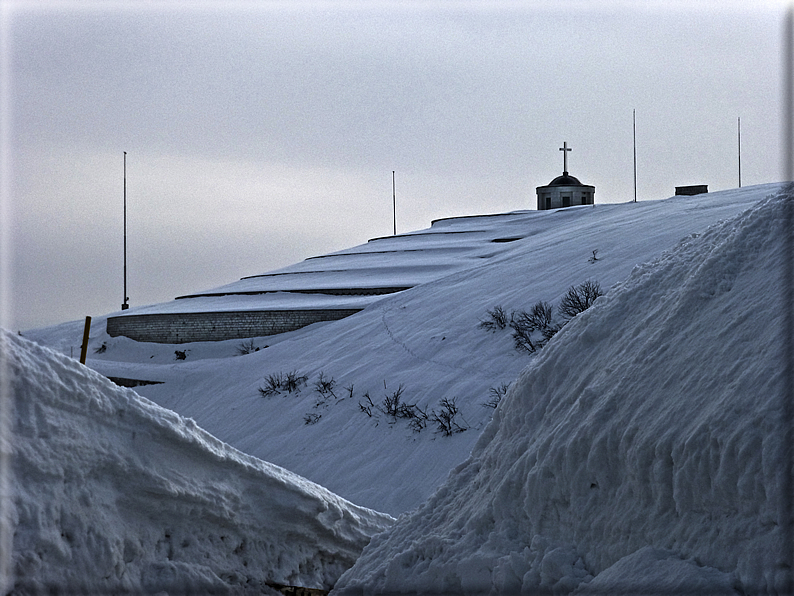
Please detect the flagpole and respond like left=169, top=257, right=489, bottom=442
left=633, top=109, right=637, bottom=203
left=738, top=117, right=742, bottom=188
left=122, top=151, right=128, bottom=310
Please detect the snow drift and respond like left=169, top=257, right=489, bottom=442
left=333, top=191, right=792, bottom=595
left=1, top=330, right=393, bottom=594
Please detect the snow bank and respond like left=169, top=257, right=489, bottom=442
left=1, top=330, right=393, bottom=594
left=333, top=191, right=792, bottom=595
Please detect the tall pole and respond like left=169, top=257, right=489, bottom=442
left=392, top=171, right=396, bottom=236
left=738, top=117, right=742, bottom=188
left=633, top=109, right=637, bottom=203
left=122, top=152, right=128, bottom=310
left=781, top=8, right=794, bottom=596
left=783, top=6, right=794, bottom=183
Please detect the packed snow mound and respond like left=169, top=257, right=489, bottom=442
left=333, top=190, right=792, bottom=595
left=1, top=330, right=393, bottom=595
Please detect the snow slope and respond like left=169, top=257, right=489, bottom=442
left=332, top=190, right=792, bottom=595
left=26, top=183, right=785, bottom=517
left=2, top=330, right=393, bottom=594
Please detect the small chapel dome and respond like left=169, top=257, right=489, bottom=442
left=536, top=142, right=595, bottom=210
left=548, top=174, right=583, bottom=186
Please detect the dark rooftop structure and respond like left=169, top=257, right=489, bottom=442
left=548, top=174, right=583, bottom=186
left=675, top=185, right=708, bottom=196
left=536, top=142, right=595, bottom=210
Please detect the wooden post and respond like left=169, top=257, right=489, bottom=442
left=79, top=316, right=91, bottom=364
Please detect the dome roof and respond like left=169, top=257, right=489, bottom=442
left=548, top=173, right=582, bottom=186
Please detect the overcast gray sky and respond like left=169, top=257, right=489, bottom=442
left=2, top=0, right=788, bottom=332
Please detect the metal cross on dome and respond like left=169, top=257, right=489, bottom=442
left=559, top=142, right=571, bottom=175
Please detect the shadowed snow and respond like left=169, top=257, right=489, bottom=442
left=3, top=331, right=393, bottom=594
left=333, top=191, right=790, bottom=595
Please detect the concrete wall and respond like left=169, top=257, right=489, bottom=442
left=106, top=309, right=363, bottom=344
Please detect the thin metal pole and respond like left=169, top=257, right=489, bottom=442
left=738, top=117, right=742, bottom=188
left=633, top=109, right=637, bottom=202
left=122, top=152, right=128, bottom=310
left=783, top=6, right=794, bottom=182
left=782, top=7, right=794, bottom=595
left=392, top=171, right=396, bottom=236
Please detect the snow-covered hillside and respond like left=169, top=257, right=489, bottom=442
left=2, top=330, right=392, bottom=594
left=26, top=183, right=784, bottom=517
left=332, top=191, right=792, bottom=595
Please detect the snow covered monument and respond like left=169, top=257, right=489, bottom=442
left=536, top=142, right=595, bottom=210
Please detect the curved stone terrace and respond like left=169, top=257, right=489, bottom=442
left=107, top=208, right=547, bottom=343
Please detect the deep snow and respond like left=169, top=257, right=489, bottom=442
left=332, top=190, right=792, bottom=595
left=18, top=183, right=792, bottom=594
left=28, top=183, right=784, bottom=517
left=2, top=330, right=392, bottom=594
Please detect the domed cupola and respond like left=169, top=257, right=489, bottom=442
left=536, top=142, right=595, bottom=210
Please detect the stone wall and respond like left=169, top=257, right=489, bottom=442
left=106, top=309, right=363, bottom=344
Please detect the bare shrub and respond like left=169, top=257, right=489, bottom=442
left=353, top=383, right=467, bottom=436
left=258, top=370, right=307, bottom=397
left=375, top=383, right=428, bottom=429
left=304, top=413, right=321, bottom=425
left=408, top=411, right=428, bottom=433
left=510, top=321, right=537, bottom=353
left=483, top=383, right=510, bottom=409
left=509, top=300, right=559, bottom=353
left=479, top=305, right=509, bottom=332
left=430, top=397, right=467, bottom=436
left=314, top=372, right=337, bottom=399
left=236, top=339, right=260, bottom=355
left=258, top=373, right=284, bottom=397
left=359, top=392, right=375, bottom=417
left=283, top=371, right=308, bottom=393
left=558, top=280, right=603, bottom=323
left=527, top=301, right=554, bottom=331
left=541, top=321, right=562, bottom=341
left=381, top=384, right=405, bottom=417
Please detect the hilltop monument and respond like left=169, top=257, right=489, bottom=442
left=536, top=142, right=595, bottom=210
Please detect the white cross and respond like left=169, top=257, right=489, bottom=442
left=559, top=142, right=571, bottom=174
